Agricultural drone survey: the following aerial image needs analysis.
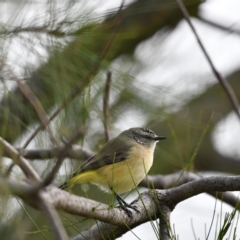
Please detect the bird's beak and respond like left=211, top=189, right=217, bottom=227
left=154, top=136, right=167, bottom=141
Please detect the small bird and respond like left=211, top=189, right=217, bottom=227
left=60, top=127, right=166, bottom=216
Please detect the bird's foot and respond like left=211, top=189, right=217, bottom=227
left=112, top=189, right=140, bottom=217
left=118, top=205, right=133, bottom=217
left=118, top=203, right=140, bottom=217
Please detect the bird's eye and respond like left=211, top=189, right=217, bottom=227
left=142, top=128, right=155, bottom=136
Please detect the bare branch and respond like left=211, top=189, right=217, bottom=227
left=37, top=195, right=67, bottom=240
left=51, top=176, right=240, bottom=239
left=166, top=175, right=240, bottom=205
left=0, top=137, right=41, bottom=181
left=0, top=26, right=66, bottom=37
left=140, top=172, right=240, bottom=209
left=0, top=175, right=36, bottom=197
left=12, top=72, right=59, bottom=148
left=176, top=0, right=240, bottom=119
left=6, top=129, right=85, bottom=196
left=140, top=171, right=199, bottom=189
left=4, top=163, right=15, bottom=177
left=8, top=145, right=94, bottom=160
left=38, top=128, right=85, bottom=189
left=42, top=186, right=158, bottom=227
left=73, top=175, right=240, bottom=240
left=3, top=173, right=240, bottom=240
left=198, top=15, right=240, bottom=36
left=159, top=205, right=172, bottom=240
left=23, top=2, right=125, bottom=149
left=0, top=175, right=67, bottom=239
left=103, top=71, right=112, bottom=142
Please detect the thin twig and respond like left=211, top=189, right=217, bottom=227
left=3, top=146, right=94, bottom=160
left=4, top=163, right=15, bottom=177
left=0, top=26, right=66, bottom=37
left=0, top=137, right=40, bottom=181
left=176, top=0, right=240, bottom=119
left=22, top=2, right=124, bottom=149
left=198, top=15, right=240, bottom=36
left=103, top=71, right=112, bottom=142
left=37, top=195, right=67, bottom=240
left=34, top=128, right=85, bottom=190
left=13, top=73, right=59, bottom=148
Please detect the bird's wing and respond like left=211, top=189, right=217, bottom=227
left=78, top=136, right=134, bottom=173
left=80, top=151, right=129, bottom=172
left=59, top=135, right=134, bottom=189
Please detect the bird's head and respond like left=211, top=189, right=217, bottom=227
left=127, top=127, right=166, bottom=147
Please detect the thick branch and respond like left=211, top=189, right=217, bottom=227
left=167, top=175, right=240, bottom=205
left=2, top=174, right=240, bottom=240
left=73, top=175, right=240, bottom=240
left=42, top=186, right=161, bottom=227
left=140, top=172, right=240, bottom=211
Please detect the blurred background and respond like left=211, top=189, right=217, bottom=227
left=0, top=0, right=240, bottom=239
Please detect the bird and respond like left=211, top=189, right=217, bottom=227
left=59, top=127, right=166, bottom=217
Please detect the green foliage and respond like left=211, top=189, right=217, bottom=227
left=217, top=207, right=238, bottom=240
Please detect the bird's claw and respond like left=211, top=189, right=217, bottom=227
left=118, top=204, right=140, bottom=217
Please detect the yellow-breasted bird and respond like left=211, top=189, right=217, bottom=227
left=60, top=127, right=166, bottom=216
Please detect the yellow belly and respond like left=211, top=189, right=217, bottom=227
left=94, top=144, right=154, bottom=193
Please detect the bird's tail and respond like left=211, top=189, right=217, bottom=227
left=59, top=170, right=97, bottom=190
left=59, top=170, right=78, bottom=190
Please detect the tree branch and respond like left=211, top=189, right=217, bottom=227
left=42, top=186, right=158, bottom=227
left=103, top=71, right=112, bottom=142
left=176, top=0, right=240, bottom=119
left=2, top=172, right=240, bottom=240
left=198, top=15, right=240, bottom=36
left=0, top=174, right=67, bottom=239
left=159, top=205, right=172, bottom=240
left=13, top=70, right=60, bottom=148
left=0, top=26, right=66, bottom=37
left=72, top=175, right=240, bottom=240
left=37, top=195, right=67, bottom=240
left=140, top=172, right=240, bottom=209
left=2, top=145, right=94, bottom=160
left=36, top=128, right=85, bottom=189
left=167, top=176, right=240, bottom=205
left=0, top=137, right=41, bottom=181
